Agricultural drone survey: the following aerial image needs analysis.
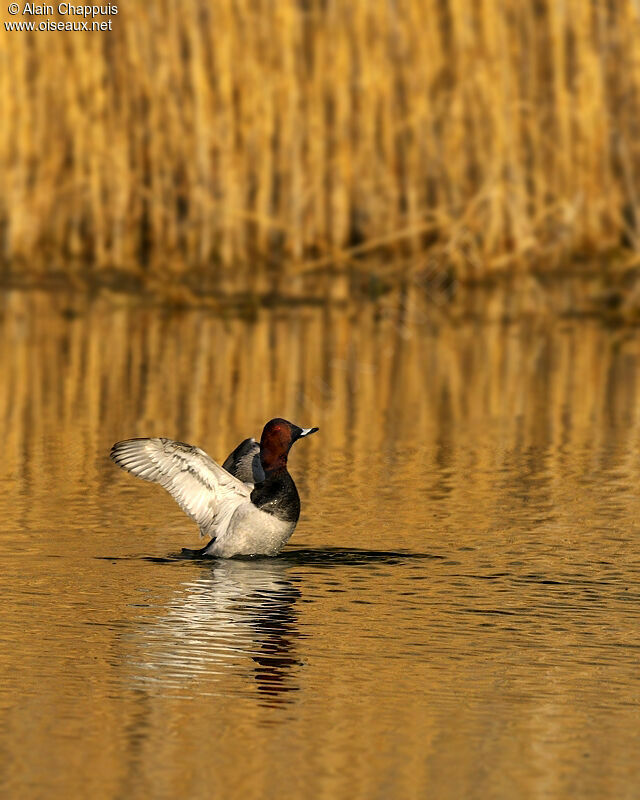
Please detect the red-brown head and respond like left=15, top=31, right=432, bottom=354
left=259, top=418, right=319, bottom=473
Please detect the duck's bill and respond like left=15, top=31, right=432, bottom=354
left=299, top=427, right=319, bottom=437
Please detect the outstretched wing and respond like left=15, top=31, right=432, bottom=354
left=110, top=438, right=250, bottom=536
left=222, top=437, right=265, bottom=485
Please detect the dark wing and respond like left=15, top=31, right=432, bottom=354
left=222, top=437, right=265, bottom=484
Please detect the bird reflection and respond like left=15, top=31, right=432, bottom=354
left=222, top=559, right=301, bottom=704
left=130, top=558, right=301, bottom=707
left=121, top=547, right=435, bottom=708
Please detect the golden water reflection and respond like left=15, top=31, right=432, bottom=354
left=1, top=291, right=640, bottom=799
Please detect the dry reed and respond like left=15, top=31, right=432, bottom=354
left=1, top=0, right=640, bottom=296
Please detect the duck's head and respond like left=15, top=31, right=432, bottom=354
left=259, top=417, right=319, bottom=472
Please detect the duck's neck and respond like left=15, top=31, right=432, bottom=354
left=250, top=464, right=300, bottom=523
left=260, top=452, right=289, bottom=474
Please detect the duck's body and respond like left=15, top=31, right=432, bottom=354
left=110, top=418, right=318, bottom=558
left=210, top=499, right=295, bottom=558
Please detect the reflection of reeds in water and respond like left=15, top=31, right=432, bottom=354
left=2, top=1, right=640, bottom=295
left=2, top=290, right=640, bottom=514
left=3, top=296, right=640, bottom=799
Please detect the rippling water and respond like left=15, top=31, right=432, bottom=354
left=1, top=292, right=640, bottom=799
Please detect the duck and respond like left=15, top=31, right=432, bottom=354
left=110, top=418, right=319, bottom=558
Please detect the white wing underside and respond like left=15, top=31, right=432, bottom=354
left=111, top=438, right=251, bottom=537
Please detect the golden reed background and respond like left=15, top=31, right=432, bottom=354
left=2, top=0, right=640, bottom=296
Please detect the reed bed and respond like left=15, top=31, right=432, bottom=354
left=1, top=0, right=640, bottom=296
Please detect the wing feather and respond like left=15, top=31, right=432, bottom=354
left=110, top=438, right=250, bottom=536
left=222, top=437, right=264, bottom=484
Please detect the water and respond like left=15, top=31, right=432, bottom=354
left=1, top=291, right=640, bottom=799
